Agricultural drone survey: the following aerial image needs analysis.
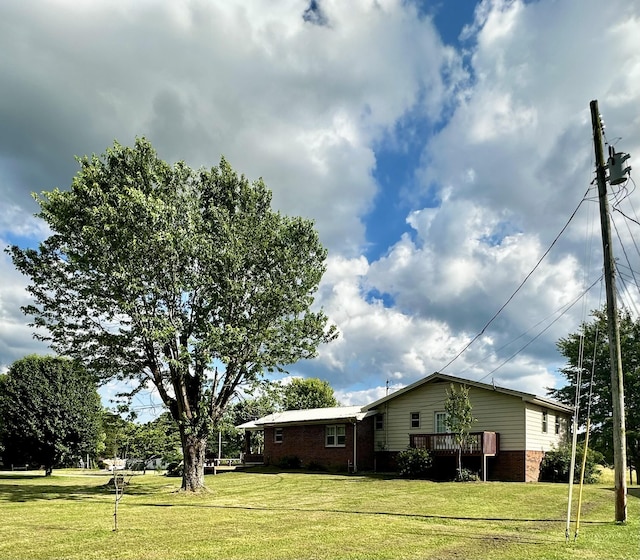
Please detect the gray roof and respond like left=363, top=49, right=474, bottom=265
left=237, top=405, right=376, bottom=430
left=237, top=372, right=573, bottom=430
left=364, top=371, right=574, bottom=414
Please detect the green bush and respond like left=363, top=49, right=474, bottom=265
left=396, top=447, right=432, bottom=478
left=165, top=461, right=183, bottom=477
left=454, top=467, right=478, bottom=482
left=539, top=443, right=603, bottom=483
left=278, top=455, right=302, bottom=469
left=306, top=460, right=328, bottom=472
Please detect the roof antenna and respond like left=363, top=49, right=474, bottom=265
left=385, top=379, right=389, bottom=396
left=492, top=377, right=496, bottom=390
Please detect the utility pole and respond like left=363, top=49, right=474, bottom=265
left=590, top=99, right=628, bottom=523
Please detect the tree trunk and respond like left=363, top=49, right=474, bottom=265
left=180, top=430, right=207, bottom=492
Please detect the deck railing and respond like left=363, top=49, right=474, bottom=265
left=410, top=431, right=498, bottom=456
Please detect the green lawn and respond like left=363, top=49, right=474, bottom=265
left=0, top=468, right=638, bottom=560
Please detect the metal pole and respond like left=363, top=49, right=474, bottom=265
left=574, top=418, right=592, bottom=540
left=566, top=390, right=581, bottom=540
left=590, top=99, right=628, bottom=523
left=353, top=422, right=357, bottom=473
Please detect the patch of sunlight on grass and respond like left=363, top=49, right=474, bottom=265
left=0, top=469, right=637, bottom=560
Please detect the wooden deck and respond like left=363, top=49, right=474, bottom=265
left=410, top=431, right=498, bottom=457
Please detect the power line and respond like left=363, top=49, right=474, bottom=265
left=440, top=189, right=590, bottom=373
left=457, top=274, right=598, bottom=378
left=611, top=213, right=640, bottom=296
left=476, top=275, right=602, bottom=381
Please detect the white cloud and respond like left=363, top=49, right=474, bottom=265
left=0, top=0, right=458, bottom=259
left=0, top=244, right=51, bottom=371
left=1, top=0, right=640, bottom=410
left=304, top=0, right=640, bottom=397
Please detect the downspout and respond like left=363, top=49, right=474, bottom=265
left=353, top=421, right=357, bottom=473
left=385, top=403, right=389, bottom=449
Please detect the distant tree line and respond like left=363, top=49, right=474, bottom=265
left=0, top=354, right=338, bottom=474
left=548, top=308, right=640, bottom=484
left=211, top=377, right=339, bottom=459
left=0, top=355, right=101, bottom=475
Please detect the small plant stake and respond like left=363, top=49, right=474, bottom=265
left=113, top=472, right=123, bottom=532
left=108, top=456, right=134, bottom=532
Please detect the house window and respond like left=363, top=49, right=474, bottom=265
left=434, top=412, right=448, bottom=433
left=542, top=410, right=548, bottom=433
left=410, top=412, right=420, bottom=429
left=375, top=414, right=384, bottom=430
left=555, top=415, right=561, bottom=435
left=274, top=427, right=283, bottom=443
left=326, top=424, right=346, bottom=447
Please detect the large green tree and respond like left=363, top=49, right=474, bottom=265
left=212, top=393, right=280, bottom=459
left=217, top=377, right=339, bottom=457
left=0, top=355, right=101, bottom=475
left=281, top=377, right=339, bottom=410
left=101, top=411, right=182, bottom=472
left=8, top=138, right=337, bottom=491
left=100, top=411, right=131, bottom=460
left=549, top=309, right=640, bottom=482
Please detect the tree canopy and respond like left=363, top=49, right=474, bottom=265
left=213, top=393, right=279, bottom=459
left=549, top=308, right=640, bottom=482
left=0, top=355, right=101, bottom=475
left=281, top=377, right=339, bottom=410
left=216, top=377, right=339, bottom=458
left=101, top=411, right=182, bottom=471
left=8, top=138, right=337, bottom=490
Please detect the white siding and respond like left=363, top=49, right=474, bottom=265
left=376, top=380, right=528, bottom=452
left=525, top=404, right=570, bottom=451
left=465, top=386, right=526, bottom=450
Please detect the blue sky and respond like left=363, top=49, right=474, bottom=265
left=1, top=0, right=640, bottom=418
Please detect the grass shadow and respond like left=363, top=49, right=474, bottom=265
left=0, top=474, right=45, bottom=481
left=0, top=474, right=162, bottom=503
left=603, top=486, right=640, bottom=499
left=133, top=501, right=611, bottom=526
left=235, top=466, right=402, bottom=480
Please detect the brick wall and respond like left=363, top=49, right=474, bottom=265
left=526, top=450, right=545, bottom=482
left=488, top=450, right=547, bottom=482
left=263, top=417, right=375, bottom=471
left=357, top=417, right=375, bottom=470
left=374, top=451, right=398, bottom=472
left=489, top=451, right=525, bottom=481
left=261, top=421, right=548, bottom=481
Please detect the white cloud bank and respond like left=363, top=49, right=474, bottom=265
left=1, top=0, right=640, bottom=408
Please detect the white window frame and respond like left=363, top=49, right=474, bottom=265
left=434, top=411, right=448, bottom=433
left=325, top=424, right=346, bottom=447
left=542, top=410, right=548, bottom=433
left=274, top=427, right=283, bottom=443
left=410, top=412, right=420, bottom=429
left=555, top=415, right=561, bottom=435
left=375, top=413, right=384, bottom=430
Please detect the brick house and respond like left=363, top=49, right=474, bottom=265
left=238, top=406, right=377, bottom=472
left=239, top=372, right=573, bottom=481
